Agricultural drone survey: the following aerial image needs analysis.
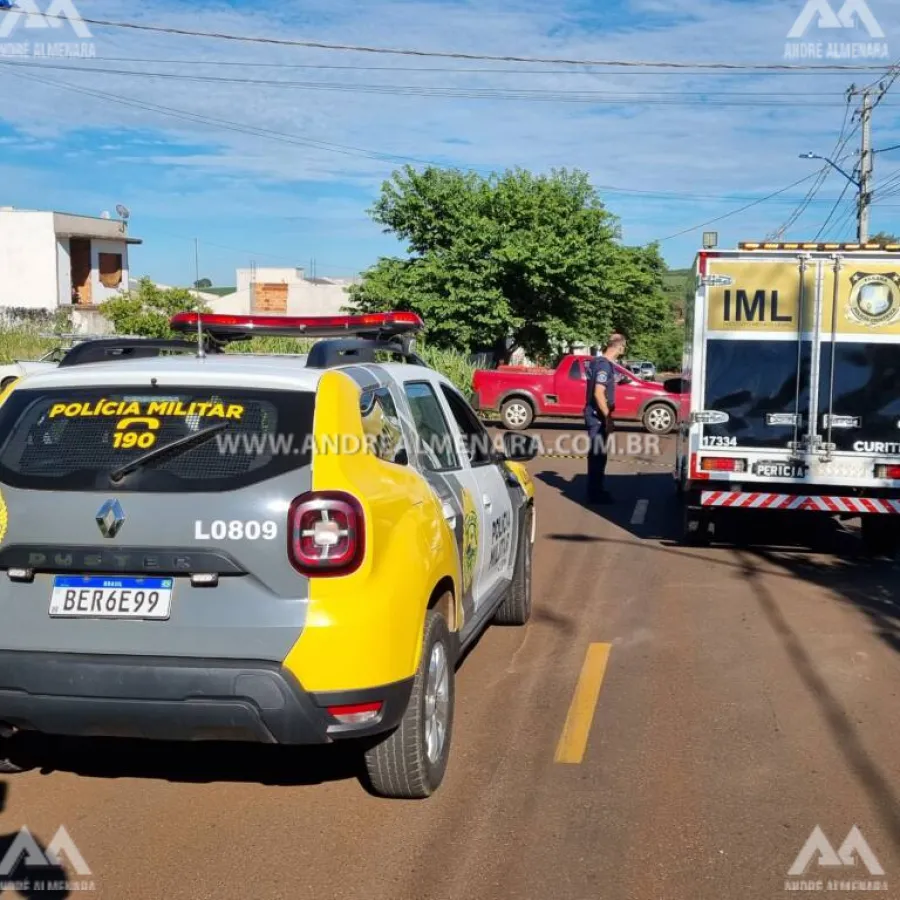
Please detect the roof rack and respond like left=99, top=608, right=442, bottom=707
left=58, top=338, right=216, bottom=368
left=305, top=337, right=427, bottom=369
left=738, top=241, right=900, bottom=252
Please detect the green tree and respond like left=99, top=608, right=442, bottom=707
left=349, top=166, right=670, bottom=362
left=99, top=277, right=208, bottom=338
left=194, top=277, right=213, bottom=289
left=870, top=231, right=900, bottom=244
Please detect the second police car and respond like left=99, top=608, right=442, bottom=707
left=0, top=312, right=537, bottom=799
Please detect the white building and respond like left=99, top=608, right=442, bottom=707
left=211, top=267, right=359, bottom=316
left=0, top=208, right=141, bottom=322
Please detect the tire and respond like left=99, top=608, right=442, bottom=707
left=861, top=516, right=899, bottom=556
left=493, top=506, right=533, bottom=626
left=500, top=397, right=534, bottom=431
left=682, top=504, right=712, bottom=546
left=364, top=609, right=455, bottom=799
left=642, top=402, right=676, bottom=435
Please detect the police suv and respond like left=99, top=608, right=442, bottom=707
left=0, top=312, right=537, bottom=799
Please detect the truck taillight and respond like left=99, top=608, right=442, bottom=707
left=700, top=457, right=746, bottom=473
left=288, top=492, right=364, bottom=577
left=697, top=251, right=720, bottom=277
left=875, top=464, right=900, bottom=480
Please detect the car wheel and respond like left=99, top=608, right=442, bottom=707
left=500, top=398, right=534, bottom=431
left=364, top=609, right=455, bottom=799
left=493, top=506, right=533, bottom=626
left=643, top=402, right=676, bottom=435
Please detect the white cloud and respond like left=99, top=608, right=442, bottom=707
left=0, top=0, right=898, bottom=266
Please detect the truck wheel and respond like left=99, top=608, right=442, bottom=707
left=643, top=402, right=676, bottom=435
left=364, top=609, right=455, bottom=799
left=861, top=516, right=900, bottom=556
left=493, top=506, right=533, bottom=626
left=683, top=505, right=712, bottom=546
left=500, top=398, right=534, bottom=431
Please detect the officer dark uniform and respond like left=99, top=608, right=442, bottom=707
left=584, top=335, right=626, bottom=504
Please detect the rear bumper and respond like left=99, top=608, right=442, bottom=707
left=693, top=486, right=900, bottom=514
left=0, top=651, right=413, bottom=745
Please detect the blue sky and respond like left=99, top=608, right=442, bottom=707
left=1, top=0, right=899, bottom=285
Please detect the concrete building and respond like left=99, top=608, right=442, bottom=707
left=0, top=208, right=141, bottom=320
left=211, top=267, right=359, bottom=317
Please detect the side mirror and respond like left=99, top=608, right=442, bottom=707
left=502, top=432, right=539, bottom=462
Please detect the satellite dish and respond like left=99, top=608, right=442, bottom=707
left=100, top=211, right=111, bottom=219
left=116, top=204, right=130, bottom=220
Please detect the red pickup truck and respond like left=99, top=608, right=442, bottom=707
left=472, top=354, right=686, bottom=434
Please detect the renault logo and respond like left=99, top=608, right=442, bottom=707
left=96, top=500, right=125, bottom=539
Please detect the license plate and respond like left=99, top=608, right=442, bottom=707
left=752, top=460, right=807, bottom=478
left=49, top=576, right=173, bottom=620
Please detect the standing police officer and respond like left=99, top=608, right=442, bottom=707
left=584, top=334, right=627, bottom=505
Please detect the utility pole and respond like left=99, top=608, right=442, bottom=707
left=194, top=238, right=201, bottom=299
left=857, top=88, right=874, bottom=243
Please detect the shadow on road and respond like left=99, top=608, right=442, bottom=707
left=10, top=734, right=368, bottom=791
left=0, top=781, right=71, bottom=898
left=535, top=464, right=900, bottom=843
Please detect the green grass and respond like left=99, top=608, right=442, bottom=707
left=0, top=329, right=56, bottom=364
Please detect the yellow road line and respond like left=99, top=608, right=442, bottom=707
left=554, top=642, right=612, bottom=764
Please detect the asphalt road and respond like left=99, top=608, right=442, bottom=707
left=2, top=426, right=899, bottom=899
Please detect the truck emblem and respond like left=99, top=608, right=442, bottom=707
left=847, top=272, right=900, bottom=326
left=96, top=500, right=125, bottom=539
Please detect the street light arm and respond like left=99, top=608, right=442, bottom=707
left=800, top=153, right=860, bottom=188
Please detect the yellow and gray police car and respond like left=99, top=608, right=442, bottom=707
left=0, top=312, right=536, bottom=798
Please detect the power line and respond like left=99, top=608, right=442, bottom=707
left=655, top=173, right=820, bottom=243
left=61, top=55, right=898, bottom=76
left=0, top=63, right=456, bottom=168
left=814, top=179, right=853, bottom=240
left=26, top=12, right=900, bottom=71
left=0, top=60, right=875, bottom=107
left=772, top=92, right=858, bottom=238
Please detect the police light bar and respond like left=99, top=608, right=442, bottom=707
left=739, top=241, right=900, bottom=252
left=169, top=311, right=425, bottom=340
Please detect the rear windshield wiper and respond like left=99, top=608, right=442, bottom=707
left=109, top=422, right=229, bottom=483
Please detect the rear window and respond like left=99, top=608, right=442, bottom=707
left=0, top=386, right=315, bottom=492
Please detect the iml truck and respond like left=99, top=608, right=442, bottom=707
left=675, top=240, right=900, bottom=551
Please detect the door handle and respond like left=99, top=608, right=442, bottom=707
left=483, top=494, right=493, bottom=510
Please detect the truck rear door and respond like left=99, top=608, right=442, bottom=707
left=697, top=248, right=900, bottom=489
left=815, top=256, right=900, bottom=480
left=698, top=253, right=816, bottom=473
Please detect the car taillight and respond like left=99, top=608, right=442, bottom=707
left=327, top=701, right=383, bottom=725
left=288, top=492, right=364, bottom=576
left=876, top=464, right=900, bottom=479
left=700, top=457, right=747, bottom=473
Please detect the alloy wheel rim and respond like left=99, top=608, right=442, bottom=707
left=424, top=640, right=450, bottom=765
left=648, top=407, right=672, bottom=431
left=506, top=404, right=529, bottom=427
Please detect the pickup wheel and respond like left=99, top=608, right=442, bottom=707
left=642, top=402, right=676, bottom=435
left=500, top=397, right=534, bottom=431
